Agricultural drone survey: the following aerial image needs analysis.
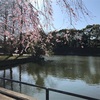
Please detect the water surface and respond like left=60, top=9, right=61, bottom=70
left=0, top=56, right=100, bottom=100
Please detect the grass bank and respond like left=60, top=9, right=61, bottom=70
left=0, top=54, right=33, bottom=69
left=0, top=54, right=31, bottom=61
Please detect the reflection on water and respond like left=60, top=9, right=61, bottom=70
left=0, top=56, right=100, bottom=100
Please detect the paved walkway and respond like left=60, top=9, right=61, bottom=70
left=0, top=87, right=37, bottom=100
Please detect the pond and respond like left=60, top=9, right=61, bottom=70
left=0, top=56, right=100, bottom=100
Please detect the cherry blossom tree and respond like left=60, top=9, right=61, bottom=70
left=0, top=0, right=90, bottom=55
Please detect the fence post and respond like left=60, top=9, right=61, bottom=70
left=46, top=88, right=49, bottom=100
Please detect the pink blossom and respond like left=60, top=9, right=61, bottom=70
left=4, top=31, right=10, bottom=36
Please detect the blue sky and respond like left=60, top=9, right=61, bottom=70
left=51, top=0, right=100, bottom=31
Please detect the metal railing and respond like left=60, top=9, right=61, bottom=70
left=0, top=77, right=99, bottom=100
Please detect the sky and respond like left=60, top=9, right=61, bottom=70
left=30, top=0, right=100, bottom=32
left=51, top=0, right=100, bottom=31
